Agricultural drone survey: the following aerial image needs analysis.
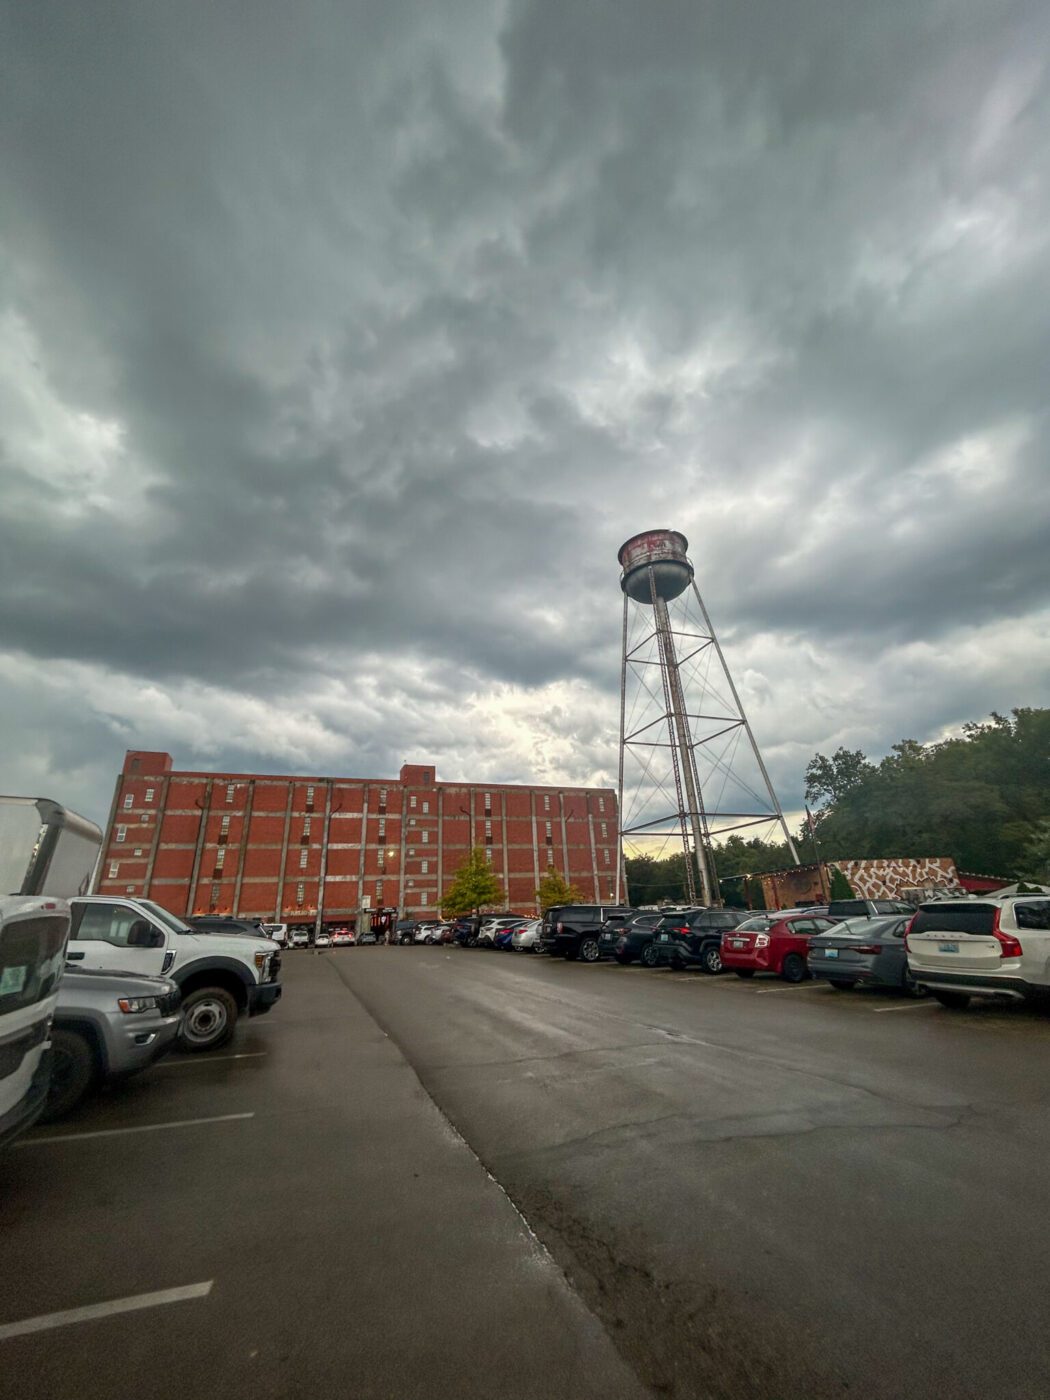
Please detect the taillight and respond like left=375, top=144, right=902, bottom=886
left=990, top=908, right=1022, bottom=958
left=755, top=933, right=770, bottom=949
left=677, top=926, right=690, bottom=934
left=853, top=945, right=883, bottom=955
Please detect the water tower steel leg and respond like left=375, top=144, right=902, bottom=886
left=615, top=590, right=628, bottom=907
left=653, top=590, right=715, bottom=907
left=689, top=580, right=802, bottom=865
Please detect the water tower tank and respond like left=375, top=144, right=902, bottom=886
left=618, top=530, right=694, bottom=605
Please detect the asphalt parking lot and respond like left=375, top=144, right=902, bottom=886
left=3, top=948, right=1049, bottom=1400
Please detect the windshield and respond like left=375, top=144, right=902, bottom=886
left=736, top=917, right=773, bottom=932
left=912, top=904, right=997, bottom=935
left=138, top=899, right=193, bottom=935
left=825, top=915, right=904, bottom=938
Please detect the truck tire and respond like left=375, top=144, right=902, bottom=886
left=579, top=938, right=601, bottom=963
left=178, top=986, right=238, bottom=1052
left=700, top=945, right=723, bottom=975
left=640, top=942, right=660, bottom=968
left=42, top=1028, right=97, bottom=1121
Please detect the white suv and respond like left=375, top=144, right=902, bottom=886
left=906, top=896, right=1050, bottom=1009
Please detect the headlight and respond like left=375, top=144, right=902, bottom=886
left=118, top=996, right=159, bottom=1015
left=254, top=951, right=270, bottom=975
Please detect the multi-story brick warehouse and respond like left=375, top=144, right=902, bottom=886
left=94, top=751, right=624, bottom=924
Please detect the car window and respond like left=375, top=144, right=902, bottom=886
left=1015, top=901, right=1050, bottom=930
left=828, top=900, right=870, bottom=916
left=72, top=903, right=151, bottom=946
left=736, top=916, right=772, bottom=932
left=790, top=919, right=818, bottom=935
left=911, top=904, right=998, bottom=935
left=0, top=912, right=68, bottom=1012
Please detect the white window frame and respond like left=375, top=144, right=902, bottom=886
left=115, top=826, right=127, bottom=843
left=123, top=794, right=133, bottom=810
left=421, top=830, right=429, bottom=844
left=422, top=801, right=429, bottom=815
left=421, top=859, right=429, bottom=874
left=299, top=847, right=308, bottom=868
left=225, top=784, right=235, bottom=804
left=108, top=861, right=119, bottom=879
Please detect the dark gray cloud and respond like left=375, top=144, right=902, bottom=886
left=1, top=0, right=1048, bottom=829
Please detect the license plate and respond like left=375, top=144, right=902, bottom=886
left=731, top=939, right=746, bottom=948
left=938, top=942, right=959, bottom=954
left=824, top=948, right=838, bottom=958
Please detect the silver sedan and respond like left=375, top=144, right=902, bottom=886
left=807, top=914, right=925, bottom=995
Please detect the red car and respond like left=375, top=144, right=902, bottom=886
left=720, top=911, right=837, bottom=982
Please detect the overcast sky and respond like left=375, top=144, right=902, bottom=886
left=2, top=0, right=1048, bottom=833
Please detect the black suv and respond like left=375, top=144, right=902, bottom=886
left=542, top=904, right=634, bottom=961
left=604, top=911, right=668, bottom=963
left=648, top=907, right=749, bottom=973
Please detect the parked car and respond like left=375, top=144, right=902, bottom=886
left=434, top=923, right=456, bottom=944
left=452, top=916, right=480, bottom=946
left=289, top=928, right=310, bottom=949
left=493, top=926, right=518, bottom=950
left=647, top=908, right=751, bottom=973
left=807, top=914, right=920, bottom=994
left=314, top=931, right=332, bottom=948
left=542, top=904, right=635, bottom=961
left=600, top=911, right=663, bottom=962
left=414, top=922, right=444, bottom=944
left=261, top=923, right=289, bottom=946
left=720, top=911, right=837, bottom=981
left=396, top=920, right=418, bottom=944
left=68, top=896, right=282, bottom=1052
left=357, top=929, right=382, bottom=945
left=904, top=895, right=1050, bottom=1009
left=511, top=919, right=543, bottom=952
left=613, top=911, right=700, bottom=965
left=45, top=967, right=182, bottom=1120
left=478, top=916, right=526, bottom=948
left=824, top=898, right=916, bottom=922
left=186, top=915, right=270, bottom=937
left=330, top=928, right=355, bottom=947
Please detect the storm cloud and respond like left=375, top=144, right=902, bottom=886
left=2, top=0, right=1048, bottom=828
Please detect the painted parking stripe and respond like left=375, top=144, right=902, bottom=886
left=0, top=1281, right=213, bottom=1342
left=18, top=1112, right=254, bottom=1146
left=755, top=984, right=831, bottom=994
left=871, top=1002, right=937, bottom=1013
left=158, top=1052, right=267, bottom=1066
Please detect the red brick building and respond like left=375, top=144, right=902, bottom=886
left=94, top=751, right=623, bottom=924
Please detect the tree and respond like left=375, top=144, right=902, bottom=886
left=804, top=748, right=874, bottom=806
left=536, top=867, right=584, bottom=913
left=441, top=846, right=505, bottom=917
left=828, top=866, right=854, bottom=900
left=1020, top=822, right=1050, bottom=886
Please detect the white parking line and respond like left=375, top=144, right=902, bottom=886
left=0, top=1281, right=213, bottom=1341
left=157, top=1052, right=267, bottom=1066
left=755, top=984, right=831, bottom=994
left=871, top=1002, right=936, bottom=1013
left=17, top=1112, right=254, bottom=1146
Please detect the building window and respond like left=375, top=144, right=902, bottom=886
left=375, top=881, right=383, bottom=900
left=220, top=814, right=231, bottom=835
left=299, top=848, right=308, bottom=869
left=600, top=822, right=608, bottom=839
left=302, top=816, right=311, bottom=838
left=378, top=820, right=386, bottom=840
left=377, top=852, right=386, bottom=872
left=420, top=892, right=429, bottom=906
left=133, top=848, right=143, bottom=857
left=421, top=831, right=429, bottom=845
left=115, top=826, right=126, bottom=843
left=211, top=883, right=222, bottom=902
left=140, top=813, right=149, bottom=823
left=108, top=861, right=119, bottom=879
left=410, top=795, right=417, bottom=809
left=603, top=850, right=611, bottom=865
left=123, top=794, right=133, bottom=810
left=126, top=885, right=135, bottom=895
left=145, top=787, right=155, bottom=803
left=543, top=795, right=550, bottom=812
left=422, top=800, right=429, bottom=815
left=598, top=797, right=605, bottom=813
left=305, top=784, right=315, bottom=811
left=421, top=859, right=429, bottom=874
left=296, top=882, right=305, bottom=906
left=215, top=848, right=225, bottom=868
left=225, top=784, right=235, bottom=804
left=544, top=821, right=552, bottom=845
left=486, top=847, right=493, bottom=861
left=378, top=788, right=387, bottom=812
left=484, top=792, right=492, bottom=815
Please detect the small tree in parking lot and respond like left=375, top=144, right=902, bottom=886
left=828, top=865, right=854, bottom=901
left=536, top=867, right=584, bottom=914
left=441, top=846, right=506, bottom=917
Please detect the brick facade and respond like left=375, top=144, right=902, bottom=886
left=95, top=751, right=624, bottom=923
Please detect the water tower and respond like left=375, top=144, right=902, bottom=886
left=616, top=530, right=799, bottom=907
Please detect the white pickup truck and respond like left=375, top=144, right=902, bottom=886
left=67, top=896, right=282, bottom=1052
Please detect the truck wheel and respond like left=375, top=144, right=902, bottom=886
left=178, top=987, right=238, bottom=1052
left=579, top=938, right=600, bottom=963
left=640, top=943, right=660, bottom=968
left=42, top=1028, right=97, bottom=1121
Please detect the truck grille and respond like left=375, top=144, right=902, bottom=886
left=157, top=988, right=182, bottom=1017
left=269, top=951, right=282, bottom=983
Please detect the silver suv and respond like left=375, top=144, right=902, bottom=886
left=905, top=896, right=1050, bottom=1008
left=46, top=966, right=182, bottom=1119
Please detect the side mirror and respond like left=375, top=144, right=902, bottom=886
left=128, top=920, right=164, bottom=949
